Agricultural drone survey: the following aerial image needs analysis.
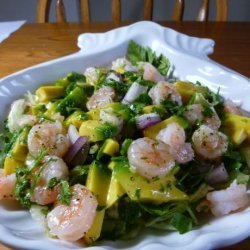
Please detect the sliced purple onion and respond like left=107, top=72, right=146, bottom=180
left=135, top=113, right=161, bottom=130
left=64, top=136, right=89, bottom=167
left=205, top=163, right=229, bottom=185
left=122, top=82, right=148, bottom=104
left=68, top=124, right=80, bottom=145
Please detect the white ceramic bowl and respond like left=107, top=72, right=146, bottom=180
left=0, top=21, right=249, bottom=250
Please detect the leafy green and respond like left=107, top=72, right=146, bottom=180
left=69, top=164, right=90, bottom=185
left=170, top=212, right=193, bottom=234
left=0, top=123, right=24, bottom=167
left=160, top=99, right=186, bottom=116
left=47, top=177, right=60, bottom=189
left=58, top=180, right=72, bottom=205
left=102, top=79, right=129, bottom=97
left=95, top=122, right=118, bottom=139
left=127, top=40, right=170, bottom=75
left=120, top=139, right=133, bottom=156
left=56, top=87, right=87, bottom=116
left=14, top=166, right=31, bottom=208
left=130, top=93, right=152, bottom=114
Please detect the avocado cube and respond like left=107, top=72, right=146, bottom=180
left=10, top=126, right=29, bottom=162
left=85, top=162, right=111, bottom=243
left=65, top=110, right=88, bottom=128
left=87, top=108, right=100, bottom=120
left=106, top=172, right=125, bottom=208
left=113, top=161, right=187, bottom=204
left=143, top=115, right=189, bottom=138
left=35, top=85, right=65, bottom=102
left=79, top=120, right=117, bottom=142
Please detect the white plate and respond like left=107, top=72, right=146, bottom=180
left=0, top=21, right=249, bottom=250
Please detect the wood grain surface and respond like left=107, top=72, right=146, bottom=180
left=0, top=21, right=249, bottom=250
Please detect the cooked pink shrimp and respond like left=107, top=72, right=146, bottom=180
left=31, top=155, right=69, bottom=205
left=27, top=121, right=69, bottom=157
left=223, top=99, right=250, bottom=117
left=156, top=122, right=194, bottom=164
left=127, top=137, right=175, bottom=180
left=148, top=81, right=182, bottom=105
left=47, top=184, right=98, bottom=241
left=183, top=104, right=221, bottom=130
left=0, top=169, right=16, bottom=200
left=86, top=86, right=116, bottom=110
left=206, top=181, right=250, bottom=217
left=142, top=62, right=164, bottom=83
left=192, top=125, right=228, bottom=159
left=7, top=99, right=37, bottom=132
left=156, top=122, right=185, bottom=146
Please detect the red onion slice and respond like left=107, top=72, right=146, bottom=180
left=63, top=136, right=89, bottom=167
left=205, top=163, right=229, bottom=185
left=135, top=113, right=161, bottom=130
left=122, top=82, right=148, bottom=104
left=68, top=124, right=80, bottom=145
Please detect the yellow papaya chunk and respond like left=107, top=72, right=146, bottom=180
left=102, top=139, right=119, bottom=156
left=173, top=81, right=208, bottom=103
left=4, top=156, right=23, bottom=175
left=222, top=113, right=250, bottom=145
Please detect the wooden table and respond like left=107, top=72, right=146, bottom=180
left=0, top=21, right=249, bottom=250
left=0, top=22, right=249, bottom=78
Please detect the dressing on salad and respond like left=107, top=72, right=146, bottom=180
left=0, top=40, right=250, bottom=244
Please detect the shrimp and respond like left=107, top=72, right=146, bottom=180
left=142, top=62, right=164, bottom=83
left=27, top=121, right=70, bottom=157
left=156, top=122, right=194, bottom=164
left=148, top=81, right=182, bottom=105
left=84, top=67, right=99, bottom=86
left=127, top=137, right=175, bottom=180
left=183, top=104, right=221, bottom=130
left=206, top=181, right=250, bottom=217
left=86, top=86, right=116, bottom=110
left=192, top=125, right=228, bottom=159
left=223, top=99, right=250, bottom=117
left=47, top=184, right=98, bottom=241
left=31, top=155, right=69, bottom=205
left=0, top=169, right=16, bottom=200
left=7, top=99, right=37, bottom=132
left=111, top=57, right=137, bottom=73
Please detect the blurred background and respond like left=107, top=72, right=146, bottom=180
left=0, top=0, right=249, bottom=22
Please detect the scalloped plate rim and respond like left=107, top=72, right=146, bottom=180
left=0, top=21, right=249, bottom=250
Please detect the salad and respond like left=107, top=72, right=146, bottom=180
left=0, top=40, right=250, bottom=245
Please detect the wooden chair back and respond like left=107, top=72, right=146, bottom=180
left=173, top=0, right=228, bottom=21
left=36, top=0, right=228, bottom=23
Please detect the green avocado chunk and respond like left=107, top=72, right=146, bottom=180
left=113, top=160, right=188, bottom=204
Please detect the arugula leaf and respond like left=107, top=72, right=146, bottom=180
left=170, top=212, right=193, bottom=234
left=127, top=40, right=170, bottom=75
